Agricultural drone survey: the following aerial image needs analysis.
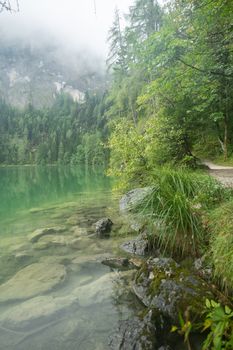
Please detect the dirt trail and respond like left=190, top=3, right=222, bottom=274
left=203, top=160, right=233, bottom=187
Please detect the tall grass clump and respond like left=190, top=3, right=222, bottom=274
left=135, top=167, right=228, bottom=257
left=208, top=201, right=233, bottom=293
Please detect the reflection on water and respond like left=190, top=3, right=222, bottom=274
left=0, top=165, right=111, bottom=221
left=0, top=165, right=140, bottom=350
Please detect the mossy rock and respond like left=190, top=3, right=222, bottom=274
left=133, top=257, right=214, bottom=323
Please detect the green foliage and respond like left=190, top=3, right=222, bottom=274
left=108, top=118, right=150, bottom=188
left=202, top=299, right=233, bottom=350
left=107, top=0, right=233, bottom=179
left=134, top=168, right=226, bottom=257
left=171, top=312, right=193, bottom=350
left=208, top=201, right=233, bottom=292
left=0, top=92, right=108, bottom=166
left=172, top=299, right=233, bottom=350
left=71, top=132, right=106, bottom=167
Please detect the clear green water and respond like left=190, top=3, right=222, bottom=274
left=0, top=166, right=139, bottom=350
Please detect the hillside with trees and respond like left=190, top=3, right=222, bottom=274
left=107, top=0, right=233, bottom=186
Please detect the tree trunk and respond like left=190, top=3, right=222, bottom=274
left=223, top=114, right=228, bottom=160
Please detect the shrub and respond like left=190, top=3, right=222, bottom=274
left=202, top=299, right=233, bottom=350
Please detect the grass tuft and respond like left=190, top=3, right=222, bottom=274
left=134, top=167, right=228, bottom=257
left=208, top=201, right=233, bottom=292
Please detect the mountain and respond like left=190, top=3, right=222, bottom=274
left=0, top=38, right=106, bottom=108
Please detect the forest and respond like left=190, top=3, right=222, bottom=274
left=1, top=0, right=232, bottom=175
left=0, top=93, right=109, bottom=166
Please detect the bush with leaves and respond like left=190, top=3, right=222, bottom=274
left=202, top=299, right=233, bottom=350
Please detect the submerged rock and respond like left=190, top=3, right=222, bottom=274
left=102, top=257, right=130, bottom=269
left=102, top=257, right=144, bottom=270
left=95, top=218, right=113, bottom=237
left=72, top=272, right=115, bottom=307
left=133, top=257, right=214, bottom=323
left=119, top=187, right=153, bottom=213
left=0, top=263, right=66, bottom=302
left=70, top=226, right=88, bottom=236
left=0, top=294, right=77, bottom=331
left=36, top=234, right=69, bottom=247
left=14, top=251, right=33, bottom=261
left=66, top=215, right=79, bottom=225
left=28, top=226, right=66, bottom=243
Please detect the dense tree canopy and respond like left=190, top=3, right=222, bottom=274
left=106, top=0, right=233, bottom=186
left=0, top=93, right=109, bottom=166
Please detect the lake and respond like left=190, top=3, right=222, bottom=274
left=0, top=165, right=139, bottom=350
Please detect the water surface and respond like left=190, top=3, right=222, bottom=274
left=0, top=165, right=139, bottom=350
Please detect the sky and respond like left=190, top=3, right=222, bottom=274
left=1, top=0, right=134, bottom=57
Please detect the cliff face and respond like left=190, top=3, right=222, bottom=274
left=0, top=39, right=105, bottom=108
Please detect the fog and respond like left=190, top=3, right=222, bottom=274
left=0, top=0, right=133, bottom=59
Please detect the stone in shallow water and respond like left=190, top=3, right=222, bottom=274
left=0, top=263, right=66, bottom=302
left=70, top=226, right=88, bottom=236
left=95, top=218, right=113, bottom=237
left=14, top=250, right=33, bottom=261
left=68, top=236, right=94, bottom=250
left=72, top=272, right=117, bottom=307
left=34, top=234, right=73, bottom=250
left=0, top=294, right=77, bottom=331
left=66, top=215, right=79, bottom=225
left=28, top=226, right=67, bottom=243
left=102, top=257, right=130, bottom=269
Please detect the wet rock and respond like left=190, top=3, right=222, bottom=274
left=129, top=257, right=144, bottom=269
left=194, top=256, right=213, bottom=282
left=71, top=253, right=112, bottom=265
left=119, top=187, right=153, bottom=213
left=14, top=251, right=33, bottom=261
left=110, top=309, right=159, bottom=350
left=70, top=226, right=88, bottom=236
left=0, top=294, right=77, bottom=331
left=39, top=255, right=71, bottom=265
left=10, top=243, right=32, bottom=253
left=102, top=257, right=130, bottom=269
left=33, top=234, right=91, bottom=251
left=95, top=218, right=113, bottom=237
left=133, top=257, right=214, bottom=323
left=0, top=263, right=66, bottom=302
left=28, top=226, right=66, bottom=243
left=35, top=234, right=70, bottom=248
left=68, top=236, right=93, bottom=250
left=130, top=221, right=144, bottom=233
left=121, top=235, right=148, bottom=256
left=72, top=272, right=115, bottom=306
left=66, top=215, right=79, bottom=225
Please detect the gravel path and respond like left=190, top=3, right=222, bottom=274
left=203, top=161, right=233, bottom=187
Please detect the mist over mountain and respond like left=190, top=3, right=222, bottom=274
left=0, top=33, right=107, bottom=108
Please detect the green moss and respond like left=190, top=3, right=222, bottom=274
left=135, top=259, right=213, bottom=321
